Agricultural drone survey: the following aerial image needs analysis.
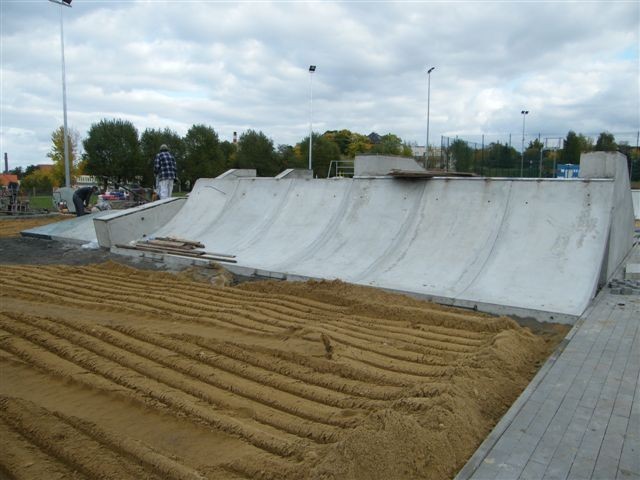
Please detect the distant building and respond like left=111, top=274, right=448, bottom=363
left=76, top=175, right=99, bottom=186
left=0, top=174, right=19, bottom=187
left=367, top=132, right=381, bottom=144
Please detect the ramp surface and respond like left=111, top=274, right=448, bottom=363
left=21, top=211, right=111, bottom=244
left=149, top=175, right=619, bottom=321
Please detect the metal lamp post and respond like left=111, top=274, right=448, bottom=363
left=520, top=110, right=529, bottom=177
left=49, top=0, right=72, bottom=188
left=426, top=66, right=435, bottom=166
left=308, top=65, right=316, bottom=172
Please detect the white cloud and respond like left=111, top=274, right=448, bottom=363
left=1, top=0, right=638, bottom=170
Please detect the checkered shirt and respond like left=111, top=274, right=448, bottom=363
left=154, top=151, right=177, bottom=180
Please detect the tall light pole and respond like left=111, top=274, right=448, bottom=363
left=426, top=66, right=435, bottom=166
left=308, top=65, right=316, bottom=172
left=520, top=110, right=529, bottom=177
left=49, top=0, right=72, bottom=188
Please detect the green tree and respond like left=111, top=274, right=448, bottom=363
left=219, top=140, right=237, bottom=171
left=236, top=130, right=278, bottom=176
left=371, top=133, right=403, bottom=155
left=140, top=128, right=183, bottom=187
left=561, top=131, right=594, bottom=164
left=83, top=119, right=142, bottom=183
left=182, top=124, right=224, bottom=185
left=298, top=133, right=341, bottom=177
left=562, top=131, right=582, bottom=164
left=346, top=133, right=373, bottom=158
left=21, top=169, right=54, bottom=194
left=9, top=166, right=23, bottom=178
left=47, top=126, right=79, bottom=186
left=275, top=144, right=304, bottom=171
left=450, top=139, right=474, bottom=172
left=324, top=129, right=353, bottom=156
left=595, top=132, right=617, bottom=152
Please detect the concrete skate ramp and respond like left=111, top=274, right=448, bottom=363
left=21, top=210, right=111, bottom=244
left=149, top=155, right=633, bottom=322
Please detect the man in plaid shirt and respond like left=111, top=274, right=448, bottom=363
left=154, top=144, right=177, bottom=199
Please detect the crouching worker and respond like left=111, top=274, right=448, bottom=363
left=73, top=185, right=99, bottom=216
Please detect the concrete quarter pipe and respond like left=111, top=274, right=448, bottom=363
left=140, top=152, right=634, bottom=323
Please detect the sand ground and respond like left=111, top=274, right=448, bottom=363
left=0, top=218, right=569, bottom=480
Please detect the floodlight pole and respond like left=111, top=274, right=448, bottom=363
left=426, top=67, right=435, bottom=166
left=49, top=0, right=72, bottom=188
left=520, top=110, right=529, bottom=178
left=308, top=65, right=316, bottom=172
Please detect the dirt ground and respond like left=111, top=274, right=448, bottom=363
left=0, top=218, right=570, bottom=480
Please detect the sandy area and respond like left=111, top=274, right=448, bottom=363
left=0, top=215, right=69, bottom=238
left=0, top=218, right=569, bottom=480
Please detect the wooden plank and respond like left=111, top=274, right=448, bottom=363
left=116, top=244, right=237, bottom=263
left=155, top=236, right=205, bottom=248
left=147, top=239, right=191, bottom=249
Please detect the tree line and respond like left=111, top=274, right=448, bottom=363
left=445, top=131, right=639, bottom=179
left=12, top=120, right=413, bottom=192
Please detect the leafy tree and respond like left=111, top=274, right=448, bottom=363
left=371, top=133, right=403, bottom=155
left=182, top=124, right=224, bottom=185
left=83, top=119, right=142, bottom=183
left=298, top=133, right=341, bottom=178
left=236, top=130, right=278, bottom=176
left=324, top=129, right=353, bottom=156
left=275, top=144, right=305, bottom=171
left=21, top=169, right=54, bottom=194
left=450, top=139, right=474, bottom=172
left=562, top=131, right=594, bottom=164
left=140, top=128, right=183, bottom=187
left=528, top=138, right=544, bottom=151
left=346, top=133, right=373, bottom=158
left=219, top=140, right=237, bottom=171
left=562, top=131, right=582, bottom=164
left=401, top=143, right=414, bottom=157
left=9, top=166, right=23, bottom=178
left=595, top=132, right=617, bottom=152
left=47, top=126, right=80, bottom=186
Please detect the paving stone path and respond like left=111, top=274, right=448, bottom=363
left=458, top=246, right=640, bottom=480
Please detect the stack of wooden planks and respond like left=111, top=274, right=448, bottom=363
left=116, top=236, right=237, bottom=263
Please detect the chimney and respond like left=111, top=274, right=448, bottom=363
left=233, top=131, right=237, bottom=144
left=3, top=153, right=7, bottom=174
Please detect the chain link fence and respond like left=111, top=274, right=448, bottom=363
left=425, top=132, right=639, bottom=180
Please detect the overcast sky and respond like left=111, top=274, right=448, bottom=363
left=1, top=0, right=639, bottom=170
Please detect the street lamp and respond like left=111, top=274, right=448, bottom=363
left=520, top=110, right=529, bottom=177
left=426, top=66, right=435, bottom=167
left=308, top=65, right=316, bottom=172
left=49, top=0, right=72, bottom=188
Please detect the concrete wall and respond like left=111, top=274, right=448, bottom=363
left=579, top=152, right=635, bottom=281
left=94, top=197, right=186, bottom=248
left=354, top=155, right=426, bottom=176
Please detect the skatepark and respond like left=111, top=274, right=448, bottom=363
left=4, top=150, right=638, bottom=479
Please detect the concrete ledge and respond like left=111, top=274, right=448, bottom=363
left=94, top=197, right=186, bottom=248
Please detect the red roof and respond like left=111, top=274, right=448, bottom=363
left=0, top=174, right=19, bottom=187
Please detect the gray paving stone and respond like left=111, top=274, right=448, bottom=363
left=520, top=459, right=548, bottom=480
left=593, top=453, right=620, bottom=480
left=463, top=289, right=640, bottom=480
left=567, top=455, right=596, bottom=480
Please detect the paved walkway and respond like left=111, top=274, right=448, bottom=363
left=457, top=245, right=640, bottom=480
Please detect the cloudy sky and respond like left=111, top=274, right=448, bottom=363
left=1, top=0, right=639, bottom=170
